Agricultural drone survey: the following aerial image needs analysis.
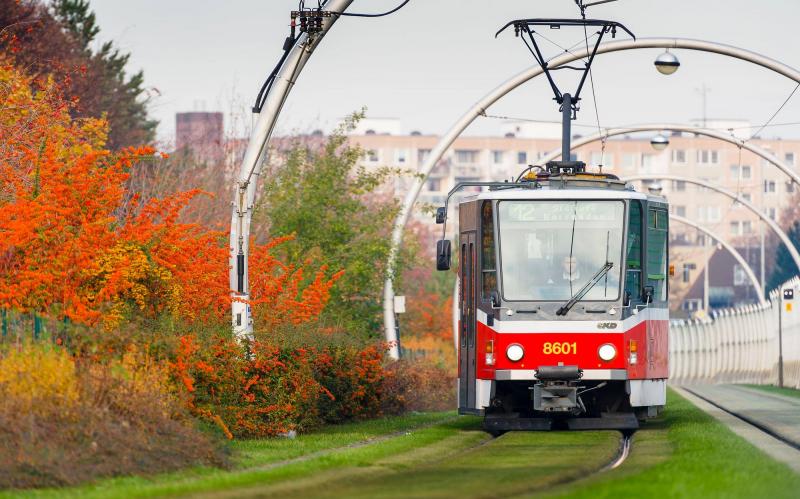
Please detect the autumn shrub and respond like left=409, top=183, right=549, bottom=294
left=381, top=358, right=456, bottom=415
left=0, top=342, right=224, bottom=489
left=313, top=343, right=385, bottom=423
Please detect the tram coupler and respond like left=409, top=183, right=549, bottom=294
left=532, top=366, right=583, bottom=413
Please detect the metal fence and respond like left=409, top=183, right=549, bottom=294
left=670, top=277, right=800, bottom=388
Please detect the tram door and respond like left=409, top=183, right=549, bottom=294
left=459, top=232, right=477, bottom=410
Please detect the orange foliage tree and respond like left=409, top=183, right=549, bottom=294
left=0, top=59, right=340, bottom=329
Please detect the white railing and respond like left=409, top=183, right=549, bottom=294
left=670, top=277, right=800, bottom=388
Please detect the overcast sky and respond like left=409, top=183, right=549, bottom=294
left=90, top=1, right=800, bottom=144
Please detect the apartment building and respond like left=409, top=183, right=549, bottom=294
left=347, top=119, right=800, bottom=313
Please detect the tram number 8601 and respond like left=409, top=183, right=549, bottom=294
left=542, top=342, right=577, bottom=355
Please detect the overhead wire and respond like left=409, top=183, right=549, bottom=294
left=582, top=23, right=604, bottom=169
left=745, top=83, right=800, bottom=142
left=335, top=0, right=412, bottom=18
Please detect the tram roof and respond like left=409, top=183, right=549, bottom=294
left=466, top=188, right=654, bottom=202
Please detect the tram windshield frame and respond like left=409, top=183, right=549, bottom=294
left=496, top=199, right=626, bottom=303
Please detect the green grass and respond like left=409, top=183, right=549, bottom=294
left=9, top=388, right=800, bottom=498
left=1, top=412, right=457, bottom=499
left=741, top=384, right=800, bottom=400
left=545, top=389, right=800, bottom=499
left=269, top=430, right=619, bottom=499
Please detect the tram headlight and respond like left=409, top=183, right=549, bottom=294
left=506, top=344, right=525, bottom=362
left=598, top=343, right=617, bottom=362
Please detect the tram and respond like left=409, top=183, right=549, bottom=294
left=436, top=170, right=669, bottom=431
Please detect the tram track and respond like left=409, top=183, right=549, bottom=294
left=601, top=431, right=633, bottom=472
left=682, top=387, right=800, bottom=452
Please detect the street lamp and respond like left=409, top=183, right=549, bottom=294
left=650, top=134, right=669, bottom=151
left=654, top=50, right=680, bottom=75
left=647, top=182, right=663, bottom=195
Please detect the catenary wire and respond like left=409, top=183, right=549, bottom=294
left=746, top=83, right=800, bottom=142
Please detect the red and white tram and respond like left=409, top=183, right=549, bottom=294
left=437, top=171, right=669, bottom=431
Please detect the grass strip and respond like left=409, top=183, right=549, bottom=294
left=270, top=430, right=620, bottom=499
left=741, top=384, right=800, bottom=400
left=545, top=388, right=800, bottom=499
left=1, top=411, right=457, bottom=499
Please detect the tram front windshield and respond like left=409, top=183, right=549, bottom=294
left=498, top=200, right=624, bottom=302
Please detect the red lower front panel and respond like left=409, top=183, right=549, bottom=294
left=474, top=319, right=669, bottom=380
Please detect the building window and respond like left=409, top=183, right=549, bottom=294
left=730, top=165, right=740, bottom=179
left=673, top=180, right=686, bottom=191
left=683, top=263, right=696, bottom=283
left=730, top=221, right=740, bottom=236
left=697, top=149, right=719, bottom=165
left=417, top=148, right=431, bottom=163
left=682, top=299, right=703, bottom=312
left=455, top=149, right=479, bottom=164
left=699, top=206, right=721, bottom=222
left=768, top=207, right=776, bottom=220
left=621, top=153, right=637, bottom=169
left=742, top=165, right=752, bottom=179
left=517, top=151, right=528, bottom=164
left=786, top=152, right=795, bottom=166
left=787, top=182, right=795, bottom=193
left=366, top=150, right=379, bottom=162
left=742, top=221, right=752, bottom=234
left=492, top=150, right=504, bottom=164
left=733, top=265, right=748, bottom=286
left=741, top=192, right=752, bottom=202
left=427, top=178, right=441, bottom=191
left=396, top=149, right=408, bottom=164
left=672, top=149, right=687, bottom=164
left=764, top=180, right=776, bottom=193
left=675, top=205, right=686, bottom=217
left=641, top=153, right=655, bottom=169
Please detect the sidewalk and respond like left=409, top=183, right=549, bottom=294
left=673, top=384, right=800, bottom=473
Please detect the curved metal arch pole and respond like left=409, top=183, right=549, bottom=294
left=538, top=124, right=800, bottom=186
left=383, top=37, right=800, bottom=353
left=229, top=0, right=354, bottom=340
left=622, top=174, right=800, bottom=274
left=670, top=215, right=767, bottom=306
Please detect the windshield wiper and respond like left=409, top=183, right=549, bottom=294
left=556, top=262, right=614, bottom=316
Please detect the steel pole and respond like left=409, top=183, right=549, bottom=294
left=382, top=38, right=800, bottom=344
left=704, top=236, right=711, bottom=313
left=778, top=292, right=784, bottom=387
left=761, top=226, right=766, bottom=298
left=561, top=93, right=572, bottom=164
left=229, top=0, right=354, bottom=340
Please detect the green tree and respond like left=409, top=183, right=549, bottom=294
left=256, top=113, right=414, bottom=337
left=51, top=0, right=157, bottom=148
left=766, top=221, right=800, bottom=292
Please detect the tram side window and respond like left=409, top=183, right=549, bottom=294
left=647, top=208, right=669, bottom=301
left=625, top=201, right=643, bottom=300
left=460, top=241, right=467, bottom=347
left=481, top=201, right=498, bottom=300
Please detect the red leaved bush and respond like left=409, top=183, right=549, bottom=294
left=169, top=334, right=386, bottom=437
left=0, top=58, right=341, bottom=330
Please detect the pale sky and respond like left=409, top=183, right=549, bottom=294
left=90, top=1, right=800, bottom=143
